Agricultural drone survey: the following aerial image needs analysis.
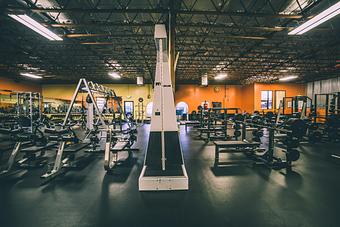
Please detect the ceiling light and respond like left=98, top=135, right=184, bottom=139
left=215, top=73, right=227, bottom=80
left=21, top=73, right=43, bottom=79
left=8, top=14, right=63, bottom=41
left=108, top=72, right=121, bottom=79
left=279, top=75, right=298, bottom=81
left=288, top=2, right=340, bottom=35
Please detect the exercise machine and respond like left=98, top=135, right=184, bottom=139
left=214, top=113, right=306, bottom=172
left=139, top=24, right=188, bottom=191
left=104, top=127, right=137, bottom=172
left=41, top=78, right=112, bottom=181
left=0, top=123, right=57, bottom=176
left=308, top=92, right=340, bottom=142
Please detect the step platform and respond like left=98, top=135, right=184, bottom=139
left=139, top=131, right=188, bottom=191
left=139, top=164, right=188, bottom=191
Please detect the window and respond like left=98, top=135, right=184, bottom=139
left=261, top=90, right=273, bottom=109
left=275, top=90, right=286, bottom=109
left=124, top=101, right=134, bottom=116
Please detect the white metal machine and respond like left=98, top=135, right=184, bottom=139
left=138, top=24, right=189, bottom=191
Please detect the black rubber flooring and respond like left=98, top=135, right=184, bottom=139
left=1, top=124, right=340, bottom=227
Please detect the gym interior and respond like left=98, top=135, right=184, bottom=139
left=0, top=1, right=339, bottom=227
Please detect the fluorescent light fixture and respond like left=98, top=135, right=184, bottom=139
left=108, top=72, right=121, bottom=79
left=201, top=75, right=208, bottom=86
left=279, top=75, right=298, bottom=81
left=215, top=73, right=227, bottom=80
left=288, top=2, right=340, bottom=35
left=21, top=73, right=43, bottom=79
left=8, top=14, right=63, bottom=41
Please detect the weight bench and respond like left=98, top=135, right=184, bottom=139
left=104, top=140, right=132, bottom=171
left=104, top=127, right=138, bottom=172
left=16, top=141, right=58, bottom=168
left=0, top=130, right=54, bottom=175
left=41, top=128, right=91, bottom=181
left=197, top=127, right=227, bottom=141
left=214, top=140, right=260, bottom=167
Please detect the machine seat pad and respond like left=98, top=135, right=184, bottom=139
left=111, top=141, right=129, bottom=151
left=214, top=141, right=260, bottom=147
left=64, top=143, right=90, bottom=153
left=45, top=128, right=69, bottom=135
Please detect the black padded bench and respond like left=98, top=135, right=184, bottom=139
left=214, top=140, right=260, bottom=167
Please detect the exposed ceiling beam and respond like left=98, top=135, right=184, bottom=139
left=4, top=6, right=304, bottom=19
left=48, top=22, right=293, bottom=32
left=65, top=33, right=267, bottom=40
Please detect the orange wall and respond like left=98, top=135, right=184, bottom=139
left=0, top=76, right=306, bottom=114
left=175, top=83, right=305, bottom=113
left=254, top=83, right=306, bottom=112
left=0, top=76, right=42, bottom=93
left=175, top=85, right=244, bottom=112
left=239, top=84, right=254, bottom=113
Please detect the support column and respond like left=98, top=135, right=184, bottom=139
left=169, top=1, right=176, bottom=91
